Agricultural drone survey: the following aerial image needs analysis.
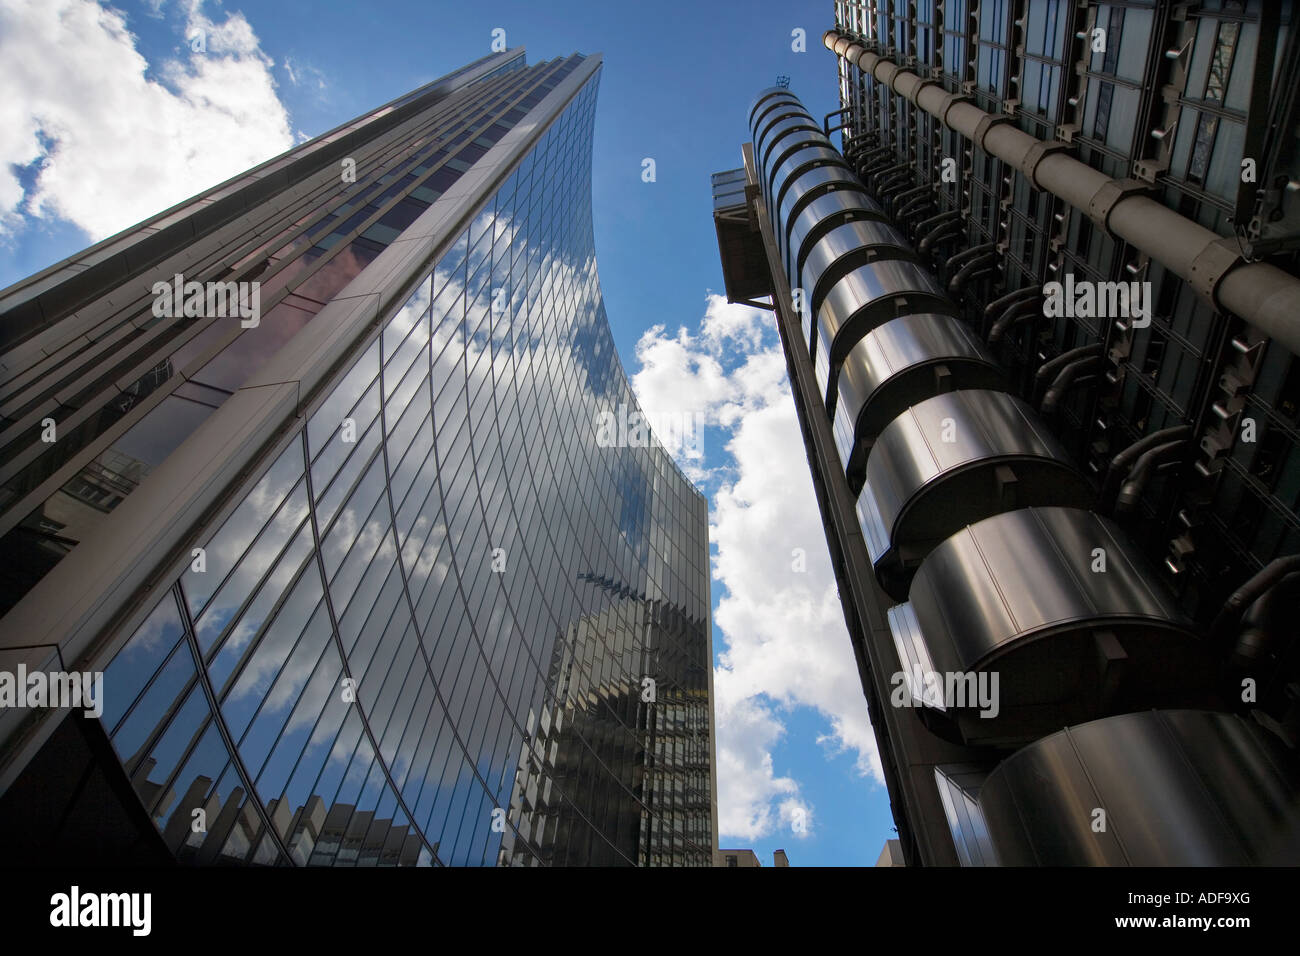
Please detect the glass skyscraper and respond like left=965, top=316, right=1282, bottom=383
left=0, top=48, right=716, bottom=867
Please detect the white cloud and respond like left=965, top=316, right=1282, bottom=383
left=0, top=0, right=293, bottom=241
left=631, top=293, right=884, bottom=845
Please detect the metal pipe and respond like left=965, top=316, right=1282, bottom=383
left=1032, top=343, right=1102, bottom=404
left=878, top=168, right=913, bottom=192
left=1210, top=555, right=1300, bottom=652
left=857, top=145, right=893, bottom=168
left=879, top=174, right=918, bottom=210
left=891, top=183, right=933, bottom=207
left=988, top=297, right=1042, bottom=343
left=1099, top=425, right=1192, bottom=509
left=944, top=242, right=997, bottom=272
left=983, top=284, right=1042, bottom=323
left=823, top=28, right=1300, bottom=357
left=947, top=251, right=999, bottom=297
left=916, top=209, right=961, bottom=234
left=871, top=162, right=910, bottom=192
left=1041, top=354, right=1102, bottom=415
left=896, top=192, right=934, bottom=224
left=1113, top=439, right=1186, bottom=514
left=847, top=140, right=889, bottom=160
left=1232, top=571, right=1300, bottom=667
left=917, top=220, right=963, bottom=255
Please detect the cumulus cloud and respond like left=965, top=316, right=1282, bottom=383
left=631, top=293, right=883, bottom=843
left=0, top=0, right=293, bottom=241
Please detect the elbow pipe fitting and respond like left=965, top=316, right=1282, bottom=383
left=1114, top=439, right=1188, bottom=515
left=1232, top=572, right=1300, bottom=669
left=1099, top=425, right=1191, bottom=508
left=879, top=174, right=918, bottom=209
left=983, top=285, right=1043, bottom=323
left=1210, top=555, right=1300, bottom=654
left=916, top=209, right=961, bottom=233
left=1041, top=355, right=1102, bottom=415
left=918, top=220, right=964, bottom=255
left=943, top=242, right=997, bottom=272
left=897, top=193, right=935, bottom=225
left=947, top=252, right=999, bottom=297
left=879, top=167, right=913, bottom=191
left=858, top=145, right=893, bottom=169
left=870, top=162, right=910, bottom=193
left=891, top=183, right=933, bottom=207
left=1032, top=343, right=1103, bottom=405
left=845, top=133, right=879, bottom=155
left=988, top=297, right=1042, bottom=344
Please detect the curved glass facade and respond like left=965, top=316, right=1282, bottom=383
left=0, top=56, right=714, bottom=866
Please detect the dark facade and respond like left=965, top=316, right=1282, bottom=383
left=714, top=1, right=1300, bottom=865
left=0, top=49, right=717, bottom=866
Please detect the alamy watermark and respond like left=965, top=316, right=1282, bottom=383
left=151, top=273, right=261, bottom=328
left=50, top=886, right=150, bottom=936
left=890, top=664, right=1000, bottom=718
left=1043, top=275, right=1151, bottom=327
left=0, top=665, right=102, bottom=718
left=594, top=402, right=703, bottom=456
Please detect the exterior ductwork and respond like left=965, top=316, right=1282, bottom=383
left=1040, top=354, right=1103, bottom=416
left=777, top=167, right=867, bottom=263
left=977, top=710, right=1300, bottom=865
left=832, top=313, right=1003, bottom=491
left=987, top=297, right=1041, bottom=344
left=814, top=259, right=954, bottom=396
left=888, top=508, right=1210, bottom=746
left=800, top=219, right=917, bottom=316
left=1100, top=425, right=1193, bottom=511
left=724, top=76, right=1300, bottom=866
left=770, top=147, right=850, bottom=212
left=822, top=29, right=1300, bottom=358
left=856, top=391, right=1093, bottom=598
left=787, top=190, right=888, bottom=283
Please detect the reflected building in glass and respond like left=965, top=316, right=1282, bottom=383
left=0, top=48, right=717, bottom=866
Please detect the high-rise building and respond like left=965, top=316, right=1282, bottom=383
left=713, top=2, right=1300, bottom=865
left=0, top=48, right=717, bottom=867
left=874, top=840, right=903, bottom=867
left=717, top=848, right=762, bottom=867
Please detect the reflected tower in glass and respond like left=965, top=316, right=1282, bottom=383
left=0, top=49, right=717, bottom=867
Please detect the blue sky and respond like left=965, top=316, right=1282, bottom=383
left=0, top=0, right=894, bottom=865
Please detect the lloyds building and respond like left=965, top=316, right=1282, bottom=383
left=714, top=1, right=1300, bottom=865
left=0, top=48, right=717, bottom=866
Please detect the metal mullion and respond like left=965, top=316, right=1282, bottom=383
left=307, top=324, right=445, bottom=866
left=0, top=108, right=452, bottom=478
left=1, top=74, right=500, bottom=421
left=194, top=488, right=315, bottom=665
left=172, top=575, right=295, bottom=865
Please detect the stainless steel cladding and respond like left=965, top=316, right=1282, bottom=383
left=856, top=391, right=1093, bottom=598
left=832, top=314, right=1003, bottom=490
left=769, top=145, right=847, bottom=215
left=732, top=12, right=1300, bottom=863
left=889, top=507, right=1210, bottom=746
left=978, top=710, right=1300, bottom=864
left=787, top=190, right=888, bottom=284
left=776, top=166, right=867, bottom=259
left=757, top=114, right=824, bottom=173
left=799, top=219, right=915, bottom=316
left=814, top=259, right=952, bottom=397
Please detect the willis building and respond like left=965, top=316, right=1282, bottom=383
left=713, top=0, right=1300, bottom=865
left=0, top=48, right=717, bottom=866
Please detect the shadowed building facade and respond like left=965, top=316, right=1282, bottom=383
left=0, top=48, right=716, bottom=866
left=714, top=2, right=1300, bottom=865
